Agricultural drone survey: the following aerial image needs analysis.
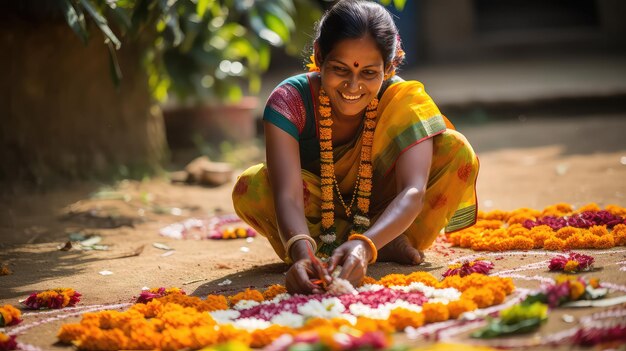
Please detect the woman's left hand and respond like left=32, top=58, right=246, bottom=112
left=327, top=240, right=372, bottom=287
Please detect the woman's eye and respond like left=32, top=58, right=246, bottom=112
left=362, top=70, right=378, bottom=78
left=333, top=66, right=348, bottom=74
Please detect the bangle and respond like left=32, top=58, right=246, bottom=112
left=348, top=233, right=378, bottom=264
left=284, top=234, right=317, bottom=263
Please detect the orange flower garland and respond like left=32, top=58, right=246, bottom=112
left=318, top=87, right=378, bottom=256
left=447, top=203, right=626, bottom=251
left=56, top=272, right=514, bottom=350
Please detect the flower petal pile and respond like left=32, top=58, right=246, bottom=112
left=57, top=272, right=515, bottom=350
left=0, top=332, right=17, bottom=351
left=525, top=275, right=606, bottom=308
left=446, top=203, right=626, bottom=251
left=22, top=288, right=81, bottom=310
left=0, top=305, right=21, bottom=327
left=443, top=259, right=494, bottom=277
left=137, top=287, right=186, bottom=303
left=548, top=252, right=594, bottom=273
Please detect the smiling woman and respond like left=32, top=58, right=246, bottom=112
left=232, top=0, right=480, bottom=295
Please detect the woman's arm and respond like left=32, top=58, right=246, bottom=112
left=265, top=121, right=328, bottom=293
left=365, top=138, right=433, bottom=248
left=329, top=138, right=433, bottom=280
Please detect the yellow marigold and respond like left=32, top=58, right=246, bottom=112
left=77, top=327, right=128, bottom=351
left=388, top=308, right=425, bottom=330
left=594, top=235, right=615, bottom=249
left=160, top=327, right=194, bottom=351
left=543, top=237, right=565, bottom=251
left=564, top=233, right=585, bottom=250
left=564, top=260, right=579, bottom=272
left=405, top=272, right=439, bottom=287
left=556, top=227, right=578, bottom=240
left=159, top=294, right=216, bottom=312
left=319, top=127, right=332, bottom=140
left=579, top=233, right=598, bottom=248
left=422, top=302, right=450, bottom=323
left=459, top=232, right=475, bottom=248
left=605, top=204, right=626, bottom=217
left=58, top=323, right=86, bottom=344
left=569, top=280, right=585, bottom=300
left=489, top=286, right=507, bottom=305
left=378, top=274, right=408, bottom=287
left=576, top=203, right=601, bottom=213
left=250, top=325, right=293, bottom=348
left=589, top=278, right=600, bottom=289
left=262, top=285, right=287, bottom=300
left=510, top=207, right=542, bottom=219
left=125, top=323, right=162, bottom=350
left=447, top=232, right=461, bottom=246
left=189, top=325, right=220, bottom=348
left=229, top=288, right=264, bottom=307
left=613, top=224, right=626, bottom=246
left=0, top=305, right=21, bottom=326
left=530, top=229, right=551, bottom=249
left=447, top=299, right=478, bottom=319
left=462, top=287, right=494, bottom=308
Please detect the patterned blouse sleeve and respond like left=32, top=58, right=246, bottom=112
left=263, top=82, right=307, bottom=141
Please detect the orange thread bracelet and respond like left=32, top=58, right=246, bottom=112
left=348, top=233, right=378, bottom=264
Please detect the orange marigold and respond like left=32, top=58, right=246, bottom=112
left=447, top=299, right=478, bottom=319
left=589, top=225, right=609, bottom=237
left=543, top=237, right=565, bottom=251
left=422, top=302, right=450, bottom=323
left=360, top=276, right=377, bottom=286
left=0, top=305, right=21, bottom=326
left=204, top=295, right=228, bottom=311
left=462, top=287, right=494, bottom=308
left=229, top=288, right=264, bottom=306
left=405, top=271, right=439, bottom=287
left=569, top=280, right=585, bottom=300
left=58, top=323, right=86, bottom=344
left=216, top=324, right=252, bottom=345
left=388, top=308, right=425, bottom=330
left=613, top=224, right=626, bottom=246
left=378, top=274, right=408, bottom=287
left=605, top=204, right=626, bottom=217
left=511, top=235, right=534, bottom=250
left=262, top=285, right=287, bottom=300
left=556, top=227, right=578, bottom=240
left=76, top=327, right=128, bottom=351
left=250, top=325, right=293, bottom=348
left=355, top=317, right=393, bottom=334
left=594, top=235, right=615, bottom=249
left=576, top=203, right=601, bottom=213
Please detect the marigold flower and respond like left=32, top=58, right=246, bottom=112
left=262, top=285, right=287, bottom=300
left=405, top=271, right=439, bottom=287
left=229, top=288, right=264, bottom=306
left=0, top=332, right=17, bottom=351
left=0, top=305, right=21, bottom=327
left=576, top=203, right=601, bottom=213
left=543, top=237, right=565, bottom=251
left=462, top=287, right=494, bottom=308
left=250, top=325, right=293, bottom=348
left=422, top=302, right=450, bottom=323
left=23, top=288, right=81, bottom=310
left=354, top=317, right=393, bottom=334
left=216, top=324, right=252, bottom=345
left=447, top=299, right=478, bottom=319
left=378, top=274, right=408, bottom=287
left=569, top=280, right=585, bottom=300
left=594, top=235, right=615, bottom=249
left=76, top=327, right=128, bottom=351
left=388, top=308, right=425, bottom=330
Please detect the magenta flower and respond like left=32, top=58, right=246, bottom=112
left=443, top=260, right=494, bottom=277
left=573, top=325, right=626, bottom=346
left=0, top=334, right=17, bottom=351
left=548, top=253, right=594, bottom=273
left=523, top=210, right=624, bottom=230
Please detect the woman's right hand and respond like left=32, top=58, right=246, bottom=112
left=285, top=259, right=325, bottom=295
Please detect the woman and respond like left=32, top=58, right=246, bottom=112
left=232, top=0, right=478, bottom=294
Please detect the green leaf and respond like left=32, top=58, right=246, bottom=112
left=471, top=317, right=545, bottom=339
left=393, top=0, right=406, bottom=10
left=106, top=40, right=123, bottom=88
left=59, top=0, right=89, bottom=45
left=157, top=0, right=184, bottom=47
left=79, top=0, right=121, bottom=49
left=196, top=0, right=211, bottom=18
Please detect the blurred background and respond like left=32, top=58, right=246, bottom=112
left=1, top=0, right=625, bottom=189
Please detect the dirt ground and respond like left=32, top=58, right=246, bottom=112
left=1, top=114, right=625, bottom=350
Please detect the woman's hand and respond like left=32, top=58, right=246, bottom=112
left=328, top=240, right=372, bottom=287
left=285, top=259, right=327, bottom=295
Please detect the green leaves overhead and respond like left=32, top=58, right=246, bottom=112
left=378, top=0, right=406, bottom=11
left=58, top=0, right=319, bottom=102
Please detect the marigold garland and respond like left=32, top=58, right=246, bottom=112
left=447, top=203, right=626, bottom=251
left=317, top=87, right=378, bottom=256
left=0, top=305, right=21, bottom=327
left=57, top=271, right=514, bottom=350
left=22, top=288, right=81, bottom=310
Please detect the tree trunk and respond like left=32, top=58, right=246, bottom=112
left=0, top=18, right=168, bottom=187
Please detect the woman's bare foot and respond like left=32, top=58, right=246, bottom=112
left=377, top=235, right=424, bottom=265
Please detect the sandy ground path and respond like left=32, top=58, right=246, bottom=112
left=1, top=114, right=625, bottom=350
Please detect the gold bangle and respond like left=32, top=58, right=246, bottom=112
left=284, top=234, right=317, bottom=263
left=348, top=233, right=378, bottom=264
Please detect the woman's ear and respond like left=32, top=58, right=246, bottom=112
left=314, top=41, right=323, bottom=69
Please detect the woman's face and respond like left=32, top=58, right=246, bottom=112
left=319, top=35, right=386, bottom=119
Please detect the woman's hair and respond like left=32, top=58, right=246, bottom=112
left=314, top=0, right=404, bottom=71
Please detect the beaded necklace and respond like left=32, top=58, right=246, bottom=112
left=317, top=87, right=378, bottom=256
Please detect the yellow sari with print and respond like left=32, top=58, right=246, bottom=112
left=233, top=76, right=478, bottom=262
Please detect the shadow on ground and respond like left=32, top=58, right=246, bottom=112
left=191, top=261, right=445, bottom=297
